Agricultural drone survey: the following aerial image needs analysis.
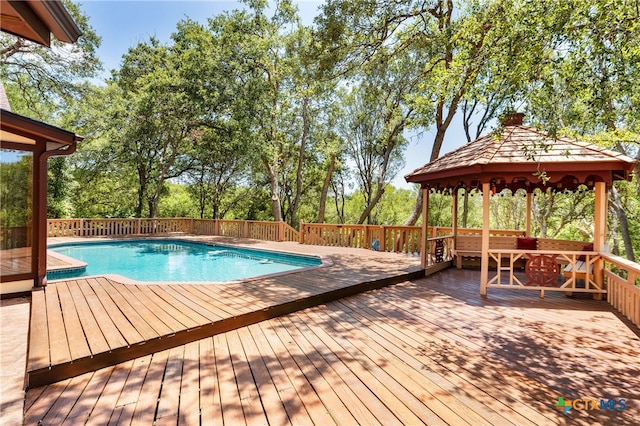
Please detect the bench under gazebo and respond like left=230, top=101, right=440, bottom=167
left=405, top=113, right=637, bottom=298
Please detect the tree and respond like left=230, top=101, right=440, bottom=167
left=524, top=0, right=640, bottom=260
left=335, top=55, right=414, bottom=224
left=0, top=0, right=101, bottom=118
left=316, top=0, right=556, bottom=225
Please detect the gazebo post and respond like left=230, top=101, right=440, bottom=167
left=420, top=187, right=430, bottom=269
left=525, top=191, right=533, bottom=237
left=452, top=188, right=459, bottom=250
left=480, top=182, right=491, bottom=295
left=593, top=181, right=607, bottom=300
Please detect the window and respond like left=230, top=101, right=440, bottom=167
left=0, top=148, right=33, bottom=276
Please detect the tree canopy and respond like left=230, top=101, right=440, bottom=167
left=3, top=0, right=639, bottom=259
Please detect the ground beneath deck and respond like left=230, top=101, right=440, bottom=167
left=24, top=267, right=640, bottom=425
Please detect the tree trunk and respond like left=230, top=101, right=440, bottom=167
left=264, top=159, right=282, bottom=222
left=291, top=97, right=309, bottom=226
left=318, top=154, right=335, bottom=223
left=462, top=190, right=469, bottom=228
left=356, top=186, right=385, bottom=224
left=610, top=186, right=635, bottom=261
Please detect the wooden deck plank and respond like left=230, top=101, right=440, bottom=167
left=286, top=312, right=406, bottom=426
left=87, top=278, right=145, bottom=345
left=273, top=317, right=365, bottom=425
left=39, top=373, right=92, bottom=425
left=66, top=280, right=111, bottom=355
left=325, top=299, right=520, bottom=425
left=345, top=286, right=576, bottom=424
left=213, top=333, right=247, bottom=426
left=86, top=359, right=134, bottom=426
left=76, top=278, right=128, bottom=350
left=27, top=290, right=50, bottom=371
left=246, top=323, right=319, bottom=426
left=23, top=377, right=73, bottom=425
left=178, top=341, right=201, bottom=425
left=142, top=285, right=211, bottom=326
left=254, top=321, right=338, bottom=426
left=154, top=284, right=223, bottom=323
left=198, top=337, right=224, bottom=425
left=130, top=350, right=169, bottom=426
left=345, top=295, right=555, bottom=424
left=56, top=281, right=92, bottom=360
left=296, top=308, right=448, bottom=426
left=226, top=329, right=269, bottom=425
left=174, top=284, right=242, bottom=319
left=123, top=284, right=193, bottom=332
left=109, top=282, right=177, bottom=336
left=108, top=355, right=152, bottom=426
left=236, top=326, right=290, bottom=426
left=63, top=363, right=113, bottom=424
left=45, top=284, right=72, bottom=365
left=98, top=279, right=163, bottom=341
left=155, top=346, right=184, bottom=422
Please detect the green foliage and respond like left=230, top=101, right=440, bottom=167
left=7, top=0, right=637, bottom=260
left=0, top=152, right=32, bottom=227
left=157, top=183, right=199, bottom=218
left=0, top=0, right=102, bottom=118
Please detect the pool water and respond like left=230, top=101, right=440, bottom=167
left=47, top=240, right=321, bottom=282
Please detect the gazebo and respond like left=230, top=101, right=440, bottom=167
left=405, top=113, right=637, bottom=296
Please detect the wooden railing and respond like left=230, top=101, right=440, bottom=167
left=603, top=253, right=640, bottom=328
left=48, top=218, right=299, bottom=243
left=299, top=222, right=439, bottom=254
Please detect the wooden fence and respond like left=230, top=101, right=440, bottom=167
left=48, top=218, right=299, bottom=243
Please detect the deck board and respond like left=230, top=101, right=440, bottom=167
left=22, top=237, right=640, bottom=425
left=76, top=278, right=128, bottom=350
left=66, top=280, right=110, bottom=355
left=44, top=284, right=72, bottom=365
left=27, top=237, right=421, bottom=387
left=27, top=290, right=50, bottom=372
left=24, top=268, right=640, bottom=425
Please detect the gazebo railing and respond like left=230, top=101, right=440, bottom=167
left=484, top=249, right=606, bottom=296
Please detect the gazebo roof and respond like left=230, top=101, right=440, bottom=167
left=405, top=115, right=637, bottom=193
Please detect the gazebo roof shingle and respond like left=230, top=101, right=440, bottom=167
left=405, top=122, right=636, bottom=192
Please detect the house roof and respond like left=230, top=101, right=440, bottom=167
left=0, top=0, right=81, bottom=46
left=405, top=116, right=637, bottom=192
left=1, top=108, right=82, bottom=151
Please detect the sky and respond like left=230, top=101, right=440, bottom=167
left=75, top=0, right=470, bottom=189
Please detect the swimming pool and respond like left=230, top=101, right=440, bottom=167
left=47, top=240, right=321, bottom=282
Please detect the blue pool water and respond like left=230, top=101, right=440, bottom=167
left=47, top=240, right=321, bottom=282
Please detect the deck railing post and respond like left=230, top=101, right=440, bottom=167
left=136, top=218, right=141, bottom=235
left=244, top=220, right=249, bottom=238
left=278, top=221, right=285, bottom=242
left=299, top=221, right=305, bottom=245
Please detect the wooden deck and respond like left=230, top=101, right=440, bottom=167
left=24, top=266, right=640, bottom=425
left=27, top=237, right=423, bottom=388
